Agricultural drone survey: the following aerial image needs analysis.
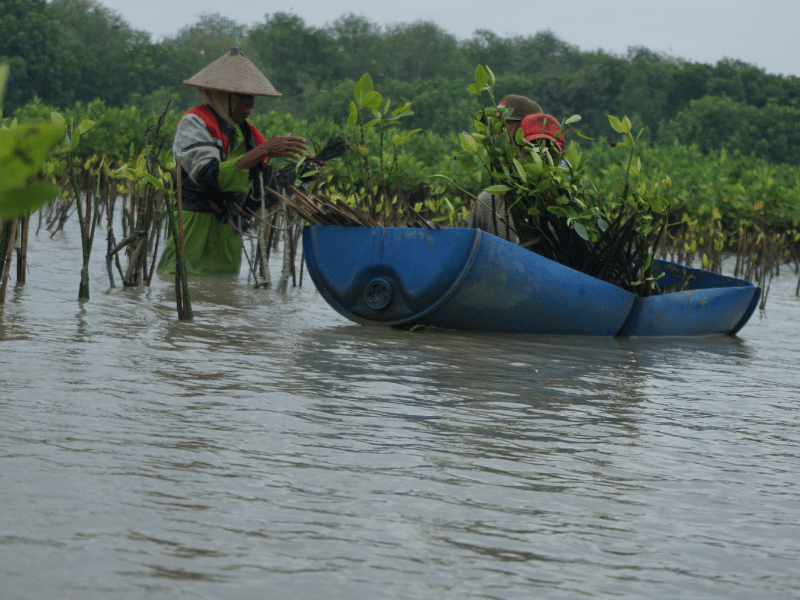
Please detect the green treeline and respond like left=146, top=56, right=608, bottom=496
left=4, top=0, right=800, bottom=240
left=3, top=0, right=800, bottom=165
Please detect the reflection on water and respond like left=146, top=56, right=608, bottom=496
left=1, top=228, right=799, bottom=599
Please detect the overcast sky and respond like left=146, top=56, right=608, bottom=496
left=97, top=0, right=800, bottom=77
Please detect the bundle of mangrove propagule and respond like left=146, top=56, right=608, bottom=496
left=277, top=185, right=438, bottom=229
left=271, top=136, right=439, bottom=230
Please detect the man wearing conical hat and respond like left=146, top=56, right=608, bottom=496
left=157, top=48, right=308, bottom=276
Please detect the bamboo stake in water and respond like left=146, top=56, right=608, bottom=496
left=299, top=236, right=304, bottom=288
left=0, top=219, right=18, bottom=304
left=172, top=158, right=192, bottom=320
left=16, top=215, right=30, bottom=284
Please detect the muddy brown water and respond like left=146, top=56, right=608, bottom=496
left=2, top=226, right=799, bottom=599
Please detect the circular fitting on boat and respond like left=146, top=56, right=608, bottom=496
left=364, top=278, right=393, bottom=310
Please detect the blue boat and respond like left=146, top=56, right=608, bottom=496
left=303, top=225, right=760, bottom=336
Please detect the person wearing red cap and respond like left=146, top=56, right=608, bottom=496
left=519, top=112, right=566, bottom=157
left=460, top=95, right=543, bottom=244
left=157, top=48, right=308, bottom=276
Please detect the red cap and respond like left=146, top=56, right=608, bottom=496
left=520, top=113, right=565, bottom=152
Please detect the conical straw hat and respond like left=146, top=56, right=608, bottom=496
left=184, top=48, right=281, bottom=97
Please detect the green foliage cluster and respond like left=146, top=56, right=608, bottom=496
left=3, top=1, right=800, bottom=165
left=661, top=95, right=800, bottom=165
left=584, top=137, right=800, bottom=230
left=1, top=0, right=198, bottom=113
left=0, top=64, right=62, bottom=219
left=6, top=47, right=797, bottom=281
left=15, top=98, right=169, bottom=164
left=12, top=85, right=800, bottom=238
left=310, top=73, right=477, bottom=226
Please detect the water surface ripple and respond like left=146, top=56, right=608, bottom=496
left=1, top=228, right=799, bottom=599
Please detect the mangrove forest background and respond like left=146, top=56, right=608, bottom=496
left=3, top=0, right=800, bottom=165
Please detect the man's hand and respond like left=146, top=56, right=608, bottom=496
left=235, top=136, right=309, bottom=169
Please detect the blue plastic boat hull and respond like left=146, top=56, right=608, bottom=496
left=617, top=260, right=760, bottom=336
left=303, top=225, right=760, bottom=336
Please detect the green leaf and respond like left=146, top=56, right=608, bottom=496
left=572, top=130, right=595, bottom=141
left=348, top=101, right=358, bottom=127
left=0, top=123, right=64, bottom=190
left=572, top=222, right=589, bottom=240
left=608, top=115, right=628, bottom=134
left=512, top=158, right=527, bottom=183
left=474, top=65, right=488, bottom=91
left=50, top=112, right=67, bottom=130
left=77, top=119, right=95, bottom=135
left=0, top=63, right=8, bottom=114
left=523, top=162, right=543, bottom=177
left=0, top=180, right=59, bottom=220
left=454, top=153, right=476, bottom=168
left=354, top=73, right=374, bottom=106
left=484, top=184, right=510, bottom=194
left=623, top=116, right=633, bottom=132
left=392, top=129, right=422, bottom=146
left=389, top=102, right=413, bottom=118
left=467, top=83, right=481, bottom=96
left=459, top=132, right=480, bottom=154
left=363, top=90, right=382, bottom=110
left=143, top=173, right=166, bottom=191
left=485, top=65, right=496, bottom=87
left=564, top=115, right=581, bottom=125
left=564, top=142, right=581, bottom=168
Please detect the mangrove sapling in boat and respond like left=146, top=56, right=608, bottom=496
left=452, top=65, right=671, bottom=297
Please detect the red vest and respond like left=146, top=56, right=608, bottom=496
left=183, top=105, right=268, bottom=166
